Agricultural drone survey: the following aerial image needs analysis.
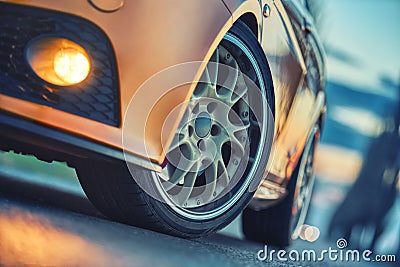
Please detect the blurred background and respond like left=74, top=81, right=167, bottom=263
left=0, top=0, right=399, bottom=264
left=305, top=0, right=400, bottom=256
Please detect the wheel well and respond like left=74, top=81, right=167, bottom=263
left=238, top=13, right=258, bottom=38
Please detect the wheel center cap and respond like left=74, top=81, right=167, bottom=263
left=194, top=112, right=211, bottom=138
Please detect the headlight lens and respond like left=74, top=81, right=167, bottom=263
left=26, top=37, right=91, bottom=86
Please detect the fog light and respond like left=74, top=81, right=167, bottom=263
left=26, top=37, right=91, bottom=86
left=53, top=48, right=90, bottom=84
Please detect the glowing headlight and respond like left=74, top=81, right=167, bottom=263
left=26, top=37, right=91, bottom=86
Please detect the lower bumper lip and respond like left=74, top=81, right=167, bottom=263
left=0, top=111, right=160, bottom=172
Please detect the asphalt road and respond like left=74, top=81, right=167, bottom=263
left=1, top=168, right=391, bottom=267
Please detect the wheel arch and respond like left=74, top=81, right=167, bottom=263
left=223, top=0, right=264, bottom=41
left=226, top=1, right=276, bottom=118
left=237, top=12, right=259, bottom=38
left=236, top=17, right=276, bottom=124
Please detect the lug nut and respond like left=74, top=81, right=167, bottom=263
left=242, top=111, right=249, bottom=117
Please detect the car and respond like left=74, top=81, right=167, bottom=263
left=0, top=0, right=325, bottom=246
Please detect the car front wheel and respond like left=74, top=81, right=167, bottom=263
left=76, top=20, right=274, bottom=237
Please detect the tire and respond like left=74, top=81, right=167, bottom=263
left=242, top=125, right=319, bottom=246
left=75, top=20, right=275, bottom=238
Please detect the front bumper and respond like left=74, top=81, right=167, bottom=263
left=0, top=111, right=160, bottom=171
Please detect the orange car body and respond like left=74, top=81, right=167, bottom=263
left=0, top=0, right=325, bottom=199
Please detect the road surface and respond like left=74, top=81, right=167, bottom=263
left=0, top=164, right=392, bottom=267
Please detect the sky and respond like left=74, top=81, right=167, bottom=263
left=319, top=0, right=400, bottom=94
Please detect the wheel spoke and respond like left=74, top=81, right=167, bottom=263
left=220, top=120, right=249, bottom=157
left=226, top=121, right=249, bottom=134
left=203, top=160, right=218, bottom=203
left=218, top=60, right=239, bottom=100
left=162, top=159, right=198, bottom=191
left=232, top=134, right=247, bottom=157
left=217, top=156, right=229, bottom=187
left=230, top=70, right=248, bottom=104
left=174, top=162, right=200, bottom=205
left=167, top=133, right=188, bottom=154
left=208, top=47, right=219, bottom=87
left=195, top=48, right=219, bottom=99
left=203, top=65, right=212, bottom=85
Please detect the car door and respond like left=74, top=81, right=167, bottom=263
left=261, top=0, right=317, bottom=184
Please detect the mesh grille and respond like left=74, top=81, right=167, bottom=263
left=0, top=3, right=120, bottom=126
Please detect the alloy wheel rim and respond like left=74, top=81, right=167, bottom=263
left=155, top=33, right=268, bottom=220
